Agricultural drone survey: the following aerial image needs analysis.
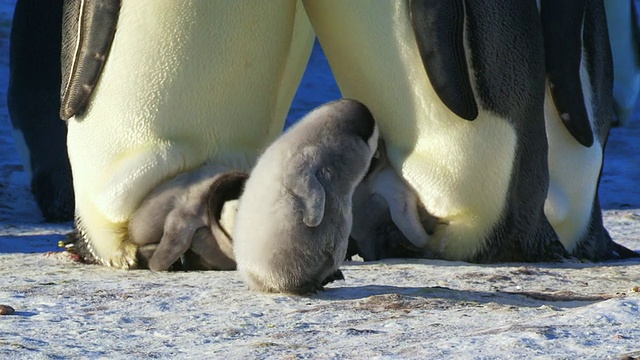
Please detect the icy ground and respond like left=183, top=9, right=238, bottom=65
left=0, top=1, right=639, bottom=359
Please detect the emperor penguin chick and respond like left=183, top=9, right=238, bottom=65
left=233, top=99, right=379, bottom=294
left=350, top=139, right=437, bottom=261
left=129, top=166, right=248, bottom=271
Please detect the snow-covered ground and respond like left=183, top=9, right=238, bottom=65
left=0, top=2, right=639, bottom=359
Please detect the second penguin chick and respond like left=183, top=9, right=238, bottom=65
left=350, top=139, right=436, bottom=261
left=233, top=99, right=379, bottom=294
left=129, top=165, right=248, bottom=271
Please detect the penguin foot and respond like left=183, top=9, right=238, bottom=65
left=571, top=225, right=640, bottom=262
left=59, top=230, right=99, bottom=265
left=611, top=244, right=640, bottom=259
left=322, top=269, right=345, bottom=285
left=482, top=218, right=571, bottom=263
left=289, top=281, right=326, bottom=295
left=283, top=270, right=345, bottom=295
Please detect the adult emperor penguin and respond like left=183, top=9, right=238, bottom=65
left=303, top=0, right=567, bottom=262
left=60, top=1, right=315, bottom=268
left=604, top=0, right=640, bottom=126
left=7, top=0, right=74, bottom=222
left=541, top=0, right=639, bottom=260
left=233, top=99, right=379, bottom=294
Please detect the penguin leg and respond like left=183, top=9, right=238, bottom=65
left=345, top=236, right=361, bottom=261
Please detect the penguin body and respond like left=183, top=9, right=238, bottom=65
left=604, top=0, right=640, bottom=126
left=233, top=99, right=379, bottom=294
left=8, top=0, right=74, bottom=222
left=304, top=0, right=566, bottom=262
left=61, top=1, right=315, bottom=268
left=542, top=0, right=639, bottom=260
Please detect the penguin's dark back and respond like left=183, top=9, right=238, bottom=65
left=464, top=0, right=546, bottom=123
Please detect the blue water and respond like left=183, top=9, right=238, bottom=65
left=286, top=40, right=341, bottom=128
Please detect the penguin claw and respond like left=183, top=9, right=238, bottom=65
left=314, top=282, right=325, bottom=292
left=322, top=269, right=345, bottom=285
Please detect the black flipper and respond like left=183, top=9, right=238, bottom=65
left=583, top=0, right=614, bottom=143
left=541, top=0, right=595, bottom=147
left=410, top=0, right=478, bottom=121
left=60, top=0, right=121, bottom=120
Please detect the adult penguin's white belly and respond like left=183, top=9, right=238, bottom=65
left=304, top=1, right=526, bottom=261
left=65, top=1, right=314, bottom=268
left=543, top=88, right=602, bottom=251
